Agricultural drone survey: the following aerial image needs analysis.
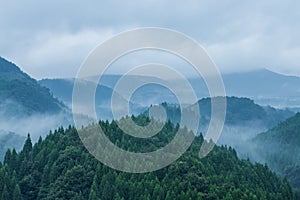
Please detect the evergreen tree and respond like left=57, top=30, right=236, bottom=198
left=0, top=116, right=296, bottom=199
left=12, top=184, right=22, bottom=200
left=1, top=185, right=10, bottom=200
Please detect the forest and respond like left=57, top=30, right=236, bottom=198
left=0, top=115, right=296, bottom=199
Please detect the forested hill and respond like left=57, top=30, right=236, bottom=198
left=150, top=97, right=293, bottom=129
left=253, top=113, right=300, bottom=191
left=0, top=116, right=295, bottom=199
left=0, top=57, right=64, bottom=117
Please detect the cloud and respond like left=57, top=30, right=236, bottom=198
left=0, top=112, right=72, bottom=141
left=21, top=29, right=115, bottom=78
left=0, top=0, right=299, bottom=78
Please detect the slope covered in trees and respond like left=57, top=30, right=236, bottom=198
left=253, top=113, right=300, bottom=191
left=149, top=97, right=293, bottom=129
left=0, top=57, right=65, bottom=117
left=0, top=116, right=295, bottom=199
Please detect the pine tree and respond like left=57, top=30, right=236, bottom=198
left=74, top=192, right=84, bottom=200
left=1, top=185, right=10, bottom=200
left=89, top=175, right=100, bottom=200
left=20, top=134, right=32, bottom=161
left=4, top=149, right=11, bottom=166
left=23, top=134, right=32, bottom=154
left=12, top=184, right=22, bottom=200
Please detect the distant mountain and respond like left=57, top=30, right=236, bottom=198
left=41, top=69, right=300, bottom=110
left=150, top=97, right=293, bottom=129
left=223, top=69, right=300, bottom=97
left=0, top=57, right=65, bottom=117
left=0, top=57, right=71, bottom=160
left=39, top=75, right=179, bottom=107
left=39, top=78, right=146, bottom=120
left=253, top=113, right=300, bottom=189
left=41, top=75, right=294, bottom=127
left=196, top=96, right=294, bottom=127
left=189, top=69, right=300, bottom=108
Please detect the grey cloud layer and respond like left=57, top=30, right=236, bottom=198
left=0, top=0, right=299, bottom=78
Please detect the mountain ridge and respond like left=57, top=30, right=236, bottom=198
left=0, top=57, right=65, bottom=117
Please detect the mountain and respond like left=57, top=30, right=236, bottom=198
left=223, top=69, right=300, bottom=102
left=39, top=78, right=152, bottom=119
left=196, top=96, right=294, bottom=127
left=145, top=97, right=294, bottom=162
left=148, top=97, right=293, bottom=131
left=0, top=57, right=65, bottom=117
left=0, top=57, right=71, bottom=161
left=41, top=69, right=300, bottom=111
left=189, top=69, right=300, bottom=108
left=39, top=75, right=179, bottom=108
left=253, top=113, right=300, bottom=189
left=0, top=117, right=295, bottom=199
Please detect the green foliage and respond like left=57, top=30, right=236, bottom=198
left=0, top=165, right=20, bottom=200
left=253, top=113, right=300, bottom=189
left=0, top=116, right=295, bottom=199
left=0, top=57, right=64, bottom=117
left=147, top=97, right=293, bottom=130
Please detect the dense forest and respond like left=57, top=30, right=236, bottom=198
left=0, top=115, right=296, bottom=199
left=253, top=113, right=300, bottom=195
left=148, top=97, right=293, bottom=130
left=0, top=57, right=64, bottom=117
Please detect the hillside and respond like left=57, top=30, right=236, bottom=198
left=0, top=57, right=70, bottom=161
left=196, top=97, right=293, bottom=127
left=189, top=69, right=300, bottom=108
left=42, top=69, right=300, bottom=109
left=40, top=70, right=300, bottom=117
left=0, top=57, right=64, bottom=117
left=39, top=78, right=146, bottom=119
left=149, top=97, right=293, bottom=129
left=0, top=116, right=295, bottom=199
left=253, top=113, right=300, bottom=189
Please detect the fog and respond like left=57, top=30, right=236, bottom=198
left=0, top=112, right=73, bottom=141
left=216, top=124, right=268, bottom=162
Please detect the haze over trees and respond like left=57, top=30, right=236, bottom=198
left=1, top=56, right=300, bottom=199
left=0, top=116, right=296, bottom=199
left=253, top=113, right=300, bottom=196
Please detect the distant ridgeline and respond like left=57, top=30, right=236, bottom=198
left=0, top=115, right=296, bottom=199
left=146, top=97, right=294, bottom=133
left=0, top=57, right=65, bottom=117
left=253, top=113, right=300, bottom=191
left=0, top=56, right=299, bottom=198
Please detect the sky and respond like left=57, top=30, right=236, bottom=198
left=0, top=0, right=300, bottom=79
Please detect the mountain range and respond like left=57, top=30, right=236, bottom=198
left=40, top=68, right=300, bottom=112
left=1, top=56, right=300, bottom=197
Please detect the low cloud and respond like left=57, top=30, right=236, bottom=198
left=0, top=112, right=72, bottom=141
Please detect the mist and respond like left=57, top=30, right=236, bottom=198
left=216, top=124, right=268, bottom=162
left=0, top=112, right=73, bottom=141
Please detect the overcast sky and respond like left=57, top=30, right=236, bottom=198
left=0, top=0, right=299, bottom=79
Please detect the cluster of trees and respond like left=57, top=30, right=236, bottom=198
left=147, top=98, right=293, bottom=132
left=253, top=113, right=300, bottom=196
left=0, top=115, right=296, bottom=199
